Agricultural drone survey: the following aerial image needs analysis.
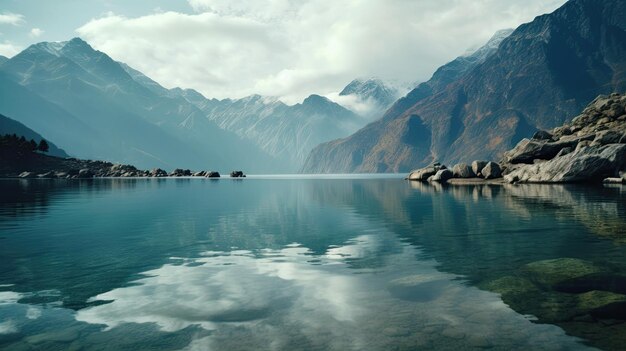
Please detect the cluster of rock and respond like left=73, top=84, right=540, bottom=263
left=501, top=93, right=626, bottom=183
left=407, top=161, right=502, bottom=183
left=15, top=159, right=225, bottom=179
left=407, top=93, right=626, bottom=184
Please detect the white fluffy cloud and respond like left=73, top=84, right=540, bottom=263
left=29, top=27, right=44, bottom=38
left=0, top=41, right=22, bottom=57
left=77, top=0, right=566, bottom=103
left=0, top=12, right=25, bottom=26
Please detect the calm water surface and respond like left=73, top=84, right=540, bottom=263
left=0, top=176, right=625, bottom=350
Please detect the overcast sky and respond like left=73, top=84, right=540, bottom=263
left=1, top=0, right=567, bottom=103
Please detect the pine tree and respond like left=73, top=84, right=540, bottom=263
left=37, top=139, right=49, bottom=152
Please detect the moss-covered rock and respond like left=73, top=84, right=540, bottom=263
left=522, top=258, right=605, bottom=288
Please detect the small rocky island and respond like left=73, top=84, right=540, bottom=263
left=407, top=93, right=626, bottom=184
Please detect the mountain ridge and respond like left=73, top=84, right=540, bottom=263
left=302, top=0, right=626, bottom=173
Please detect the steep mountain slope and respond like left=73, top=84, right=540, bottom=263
left=304, top=0, right=626, bottom=173
left=120, top=63, right=361, bottom=171
left=0, top=113, right=68, bottom=157
left=0, top=55, right=8, bottom=65
left=336, top=78, right=401, bottom=118
left=1, top=38, right=276, bottom=171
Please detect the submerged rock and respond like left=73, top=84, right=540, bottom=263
left=522, top=258, right=605, bottom=288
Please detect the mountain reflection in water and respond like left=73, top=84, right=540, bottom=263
left=0, top=178, right=624, bottom=350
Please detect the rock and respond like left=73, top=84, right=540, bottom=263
left=504, top=144, right=626, bottom=183
left=591, top=130, right=625, bottom=146
left=206, top=171, right=220, bottom=178
left=150, top=168, right=168, bottom=177
left=503, top=138, right=579, bottom=164
left=193, top=171, right=206, bottom=177
left=430, top=169, right=453, bottom=183
left=170, top=168, right=184, bottom=177
left=532, top=130, right=553, bottom=141
left=555, top=147, right=573, bottom=158
left=18, top=171, right=36, bottom=178
left=230, top=170, right=245, bottom=178
left=522, top=258, right=604, bottom=288
left=37, top=171, right=56, bottom=178
left=407, top=163, right=446, bottom=181
left=603, top=177, right=624, bottom=184
left=78, top=169, right=94, bottom=178
left=451, top=163, right=475, bottom=178
left=578, top=291, right=626, bottom=319
left=183, top=169, right=192, bottom=176
left=481, top=162, right=502, bottom=179
left=471, top=161, right=488, bottom=175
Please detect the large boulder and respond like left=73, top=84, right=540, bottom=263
left=429, top=169, right=453, bottom=183
left=451, top=163, right=475, bottom=178
left=481, top=162, right=502, bottom=179
left=407, top=163, right=446, bottom=181
left=230, top=170, right=245, bottom=178
left=502, top=138, right=580, bottom=164
left=504, top=144, right=626, bottom=183
left=471, top=161, right=488, bottom=176
left=206, top=171, right=221, bottom=178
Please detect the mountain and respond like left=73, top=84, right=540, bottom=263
left=0, top=113, right=68, bottom=157
left=184, top=93, right=361, bottom=171
left=0, top=38, right=276, bottom=171
left=0, top=55, right=8, bottom=65
left=116, top=59, right=362, bottom=172
left=302, top=0, right=626, bottom=173
left=340, top=78, right=398, bottom=105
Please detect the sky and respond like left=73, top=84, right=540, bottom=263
left=0, top=0, right=567, bottom=103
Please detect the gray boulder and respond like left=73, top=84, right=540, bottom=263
left=503, top=138, right=579, bottom=164
left=150, top=168, right=168, bottom=177
left=206, top=171, right=220, bottom=178
left=591, top=130, right=624, bottom=146
left=504, top=144, right=626, bottom=183
left=38, top=171, right=56, bottom=178
left=481, top=162, right=502, bottom=179
left=471, top=161, right=488, bottom=176
left=408, top=163, right=446, bottom=181
left=430, top=169, right=453, bottom=183
left=451, top=163, right=475, bottom=178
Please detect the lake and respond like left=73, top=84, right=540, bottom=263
left=0, top=176, right=625, bottom=350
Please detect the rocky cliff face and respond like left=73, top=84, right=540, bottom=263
left=303, top=0, right=626, bottom=173
left=503, top=93, right=626, bottom=183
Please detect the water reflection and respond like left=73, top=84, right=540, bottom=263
left=1, top=179, right=624, bottom=350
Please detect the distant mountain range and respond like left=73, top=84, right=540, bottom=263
left=0, top=113, right=68, bottom=157
left=302, top=0, right=626, bottom=173
left=0, top=38, right=371, bottom=172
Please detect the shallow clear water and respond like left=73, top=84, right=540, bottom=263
left=0, top=177, right=625, bottom=350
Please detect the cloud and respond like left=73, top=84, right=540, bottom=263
left=0, top=41, right=22, bottom=57
left=77, top=1, right=566, bottom=103
left=0, top=12, right=25, bottom=26
left=29, top=27, right=44, bottom=38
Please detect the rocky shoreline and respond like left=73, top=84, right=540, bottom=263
left=407, top=93, right=626, bottom=185
left=0, top=151, right=248, bottom=179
